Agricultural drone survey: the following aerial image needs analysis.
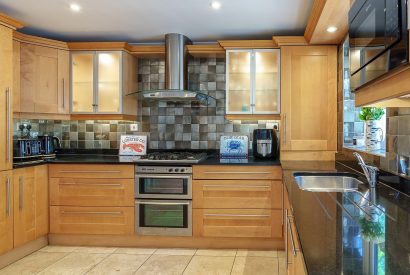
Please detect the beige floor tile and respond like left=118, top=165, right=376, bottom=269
left=135, top=254, right=192, bottom=275
left=278, top=257, right=287, bottom=275
left=0, top=251, right=68, bottom=275
left=154, top=248, right=196, bottom=256
left=114, top=247, right=156, bottom=255
left=236, top=249, right=278, bottom=257
left=195, top=249, right=237, bottom=256
left=87, top=253, right=150, bottom=275
left=231, top=256, right=279, bottom=275
left=38, top=245, right=79, bottom=253
left=277, top=250, right=286, bottom=258
left=183, top=255, right=235, bottom=275
left=38, top=252, right=107, bottom=275
left=74, top=246, right=117, bottom=254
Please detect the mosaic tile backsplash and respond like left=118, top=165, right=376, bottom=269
left=13, top=119, right=139, bottom=149
left=139, top=57, right=279, bottom=150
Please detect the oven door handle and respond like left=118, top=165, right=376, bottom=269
left=135, top=200, right=191, bottom=206
left=136, top=174, right=192, bottom=180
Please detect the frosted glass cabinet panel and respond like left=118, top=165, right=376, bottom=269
left=72, top=53, right=94, bottom=113
left=98, top=52, right=121, bottom=113
left=227, top=51, right=251, bottom=113
left=71, top=51, right=124, bottom=114
left=226, top=49, right=280, bottom=114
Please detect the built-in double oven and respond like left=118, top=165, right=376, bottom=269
left=135, top=166, right=192, bottom=236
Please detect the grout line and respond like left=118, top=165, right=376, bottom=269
left=33, top=250, right=74, bottom=274
left=132, top=250, right=157, bottom=275
left=80, top=251, right=112, bottom=275
left=181, top=252, right=196, bottom=275
left=229, top=254, right=237, bottom=275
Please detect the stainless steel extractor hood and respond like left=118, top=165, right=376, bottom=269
left=136, top=33, right=215, bottom=105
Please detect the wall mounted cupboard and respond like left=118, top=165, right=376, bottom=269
left=226, top=49, right=280, bottom=115
left=70, top=51, right=138, bottom=117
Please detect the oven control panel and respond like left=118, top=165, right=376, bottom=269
left=136, top=166, right=193, bottom=174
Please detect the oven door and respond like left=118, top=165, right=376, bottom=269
left=135, top=199, right=192, bottom=236
left=135, top=174, right=192, bottom=199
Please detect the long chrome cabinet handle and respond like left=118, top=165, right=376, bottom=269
left=58, top=182, right=122, bottom=187
left=61, top=211, right=122, bottom=215
left=285, top=209, right=290, bottom=266
left=19, top=177, right=24, bottom=211
left=283, top=113, right=287, bottom=145
left=62, top=78, right=65, bottom=109
left=135, top=201, right=190, bottom=206
left=203, top=171, right=270, bottom=174
left=204, top=213, right=271, bottom=218
left=59, top=170, right=121, bottom=173
left=6, top=88, right=11, bottom=162
left=287, top=214, right=297, bottom=256
left=203, top=184, right=270, bottom=188
left=6, top=177, right=11, bottom=216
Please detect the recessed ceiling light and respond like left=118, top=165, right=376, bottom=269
left=327, top=26, right=338, bottom=33
left=70, top=3, right=81, bottom=12
left=210, top=1, right=221, bottom=10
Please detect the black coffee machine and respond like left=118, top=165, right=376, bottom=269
left=252, top=129, right=279, bottom=160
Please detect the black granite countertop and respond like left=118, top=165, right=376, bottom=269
left=13, top=149, right=280, bottom=167
left=283, top=161, right=410, bottom=275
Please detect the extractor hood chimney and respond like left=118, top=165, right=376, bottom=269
left=137, top=33, right=215, bottom=105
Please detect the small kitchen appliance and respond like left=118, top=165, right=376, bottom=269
left=37, top=135, right=61, bottom=155
left=252, top=129, right=279, bottom=159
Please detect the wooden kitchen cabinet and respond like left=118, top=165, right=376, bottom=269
left=193, top=165, right=282, bottom=180
left=13, top=165, right=49, bottom=247
left=50, top=206, right=134, bottom=235
left=20, top=43, right=69, bottom=114
left=280, top=46, right=337, bottom=160
left=0, top=170, right=13, bottom=255
left=193, top=179, right=282, bottom=209
left=49, top=164, right=134, bottom=179
left=50, top=178, right=134, bottom=207
left=194, top=208, right=282, bottom=238
left=0, top=24, right=13, bottom=172
left=226, top=49, right=280, bottom=115
left=70, top=51, right=138, bottom=117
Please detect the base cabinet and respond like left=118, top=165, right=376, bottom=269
left=0, top=171, right=13, bottom=255
left=13, top=165, right=49, bottom=248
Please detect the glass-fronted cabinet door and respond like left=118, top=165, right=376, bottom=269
left=254, top=49, right=280, bottom=114
left=226, top=50, right=252, bottom=114
left=97, top=52, right=121, bottom=113
left=71, top=53, right=94, bottom=113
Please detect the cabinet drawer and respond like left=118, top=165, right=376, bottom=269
left=193, top=165, right=282, bottom=180
left=49, top=164, right=134, bottom=179
left=50, top=178, right=134, bottom=206
left=193, top=209, right=282, bottom=238
left=50, top=206, right=134, bottom=235
left=193, top=180, right=282, bottom=209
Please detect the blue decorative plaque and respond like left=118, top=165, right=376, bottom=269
left=220, top=136, right=249, bottom=159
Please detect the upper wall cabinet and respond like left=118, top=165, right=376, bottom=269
left=226, top=49, right=280, bottom=115
left=19, top=43, right=70, bottom=115
left=280, top=46, right=337, bottom=160
left=71, top=51, right=138, bottom=117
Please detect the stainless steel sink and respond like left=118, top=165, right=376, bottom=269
left=293, top=172, right=363, bottom=192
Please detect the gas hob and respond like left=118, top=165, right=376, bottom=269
left=133, top=151, right=208, bottom=164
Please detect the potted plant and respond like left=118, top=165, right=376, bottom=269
left=359, top=107, right=385, bottom=150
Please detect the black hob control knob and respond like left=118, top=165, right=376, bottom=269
left=180, top=168, right=185, bottom=172
left=175, top=168, right=179, bottom=172
left=168, top=168, right=173, bottom=172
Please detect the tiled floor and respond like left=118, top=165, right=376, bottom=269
left=0, top=246, right=286, bottom=275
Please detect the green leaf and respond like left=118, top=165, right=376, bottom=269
left=359, top=107, right=385, bottom=121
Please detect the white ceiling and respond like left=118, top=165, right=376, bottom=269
left=0, top=0, right=313, bottom=43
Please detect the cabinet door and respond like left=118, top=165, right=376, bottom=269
left=0, top=171, right=13, bottom=255
left=35, top=165, right=49, bottom=238
left=97, top=52, right=121, bottom=113
left=254, top=50, right=280, bottom=114
left=13, top=40, right=21, bottom=113
left=71, top=53, right=95, bottom=113
left=58, top=50, right=70, bottom=114
left=281, top=46, right=337, bottom=151
left=13, top=167, right=36, bottom=247
left=20, top=44, right=60, bottom=114
left=0, top=25, right=13, bottom=171
left=226, top=50, right=252, bottom=114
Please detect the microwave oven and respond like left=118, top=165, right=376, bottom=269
left=349, top=0, right=408, bottom=91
